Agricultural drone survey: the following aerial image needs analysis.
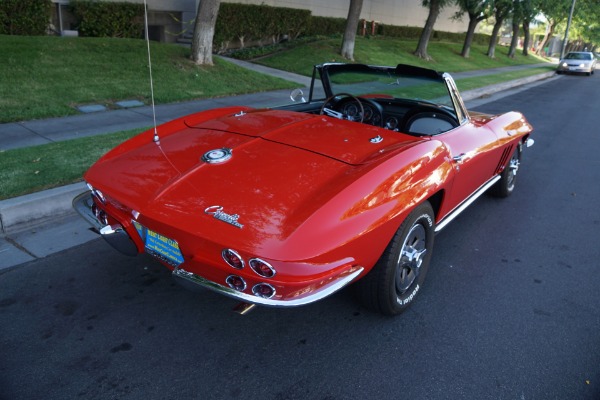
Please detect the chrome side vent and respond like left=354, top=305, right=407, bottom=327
left=495, top=145, right=513, bottom=175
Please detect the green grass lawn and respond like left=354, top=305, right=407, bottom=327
left=0, top=35, right=553, bottom=200
left=0, top=128, right=144, bottom=199
left=0, top=35, right=295, bottom=123
left=453, top=66, right=555, bottom=92
left=256, top=36, right=549, bottom=76
left=0, top=35, right=550, bottom=123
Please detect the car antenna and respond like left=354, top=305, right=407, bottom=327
left=143, top=0, right=160, bottom=144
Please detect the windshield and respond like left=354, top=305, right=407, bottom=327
left=322, top=67, right=454, bottom=108
left=565, top=52, right=592, bottom=60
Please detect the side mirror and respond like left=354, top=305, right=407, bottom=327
left=290, top=88, right=306, bottom=103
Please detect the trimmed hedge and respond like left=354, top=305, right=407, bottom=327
left=0, top=0, right=52, bottom=36
left=223, top=6, right=494, bottom=60
left=69, top=0, right=144, bottom=38
left=433, top=30, right=490, bottom=45
left=378, top=24, right=422, bottom=39
left=374, top=23, right=490, bottom=45
left=215, top=3, right=311, bottom=49
left=306, top=16, right=347, bottom=37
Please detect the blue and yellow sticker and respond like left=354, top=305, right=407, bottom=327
left=133, top=221, right=184, bottom=266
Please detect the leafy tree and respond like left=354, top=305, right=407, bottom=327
left=486, top=0, right=513, bottom=58
left=340, top=0, right=364, bottom=61
left=507, top=0, right=523, bottom=58
left=191, top=0, right=221, bottom=65
left=521, top=0, right=540, bottom=56
left=455, top=0, right=493, bottom=58
left=535, top=0, right=572, bottom=56
left=414, top=0, right=452, bottom=60
left=570, top=0, right=600, bottom=50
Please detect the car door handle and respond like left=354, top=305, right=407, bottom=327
left=453, top=153, right=466, bottom=163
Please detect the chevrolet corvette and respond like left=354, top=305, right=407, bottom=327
left=74, top=63, right=534, bottom=315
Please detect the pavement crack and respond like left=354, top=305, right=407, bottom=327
left=4, top=236, right=38, bottom=259
left=17, top=122, right=56, bottom=143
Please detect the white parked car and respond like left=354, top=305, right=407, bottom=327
left=556, top=52, right=597, bottom=76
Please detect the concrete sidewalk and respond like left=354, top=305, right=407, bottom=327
left=0, top=59, right=559, bottom=270
left=0, top=58, right=311, bottom=151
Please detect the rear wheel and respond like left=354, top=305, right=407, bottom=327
left=356, top=202, right=435, bottom=315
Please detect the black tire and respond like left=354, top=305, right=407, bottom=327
left=356, top=202, right=435, bottom=315
left=490, top=144, right=522, bottom=198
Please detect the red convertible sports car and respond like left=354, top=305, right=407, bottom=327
left=74, top=63, right=534, bottom=315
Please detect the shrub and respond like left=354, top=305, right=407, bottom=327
left=69, top=0, right=144, bottom=38
left=213, top=3, right=490, bottom=52
left=306, top=16, right=347, bottom=36
left=215, top=3, right=311, bottom=49
left=0, top=0, right=52, bottom=36
left=378, top=25, right=422, bottom=39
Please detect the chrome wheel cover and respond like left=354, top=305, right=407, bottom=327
left=395, top=223, right=427, bottom=294
left=507, top=153, right=520, bottom=191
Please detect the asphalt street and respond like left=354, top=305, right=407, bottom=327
left=1, top=71, right=599, bottom=399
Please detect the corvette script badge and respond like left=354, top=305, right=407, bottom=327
left=204, top=206, right=244, bottom=229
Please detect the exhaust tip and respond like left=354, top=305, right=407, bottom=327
left=233, top=302, right=256, bottom=315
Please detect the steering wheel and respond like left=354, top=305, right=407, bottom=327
left=320, top=93, right=384, bottom=127
left=320, top=93, right=365, bottom=123
left=360, top=96, right=384, bottom=127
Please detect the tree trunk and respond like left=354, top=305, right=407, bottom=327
left=461, top=17, right=479, bottom=58
left=487, top=19, right=504, bottom=58
left=535, top=21, right=554, bottom=56
left=522, top=18, right=530, bottom=56
left=191, top=0, right=221, bottom=65
left=414, top=0, right=441, bottom=60
left=340, top=0, right=364, bottom=61
left=507, top=21, right=519, bottom=58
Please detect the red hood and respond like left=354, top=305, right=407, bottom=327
left=86, top=109, right=421, bottom=256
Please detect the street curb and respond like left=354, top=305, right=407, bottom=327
left=0, top=72, right=555, bottom=235
left=0, top=182, right=86, bottom=235
left=460, top=71, right=556, bottom=101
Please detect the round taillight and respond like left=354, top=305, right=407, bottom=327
left=253, top=283, right=276, bottom=299
left=226, top=275, right=246, bottom=291
left=249, top=258, right=276, bottom=278
left=222, top=249, right=244, bottom=269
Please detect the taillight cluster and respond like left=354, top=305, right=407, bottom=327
left=221, top=248, right=277, bottom=299
left=87, top=184, right=109, bottom=225
left=249, top=258, right=276, bottom=278
left=222, top=249, right=244, bottom=269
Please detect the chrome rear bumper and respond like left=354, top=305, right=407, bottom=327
left=172, top=265, right=364, bottom=307
left=72, top=191, right=139, bottom=256
left=72, top=191, right=104, bottom=231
